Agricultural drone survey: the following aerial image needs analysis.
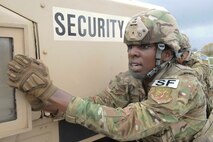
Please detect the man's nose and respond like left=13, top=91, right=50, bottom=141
left=128, top=46, right=140, bottom=57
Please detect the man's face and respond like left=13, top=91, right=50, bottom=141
left=128, top=44, right=156, bottom=79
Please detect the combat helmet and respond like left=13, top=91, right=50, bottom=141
left=179, top=33, right=191, bottom=49
left=124, top=9, right=182, bottom=78
left=178, top=33, right=192, bottom=62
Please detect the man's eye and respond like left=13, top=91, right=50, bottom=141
left=127, top=46, right=132, bottom=51
left=140, top=45, right=152, bottom=49
left=127, top=44, right=153, bottom=51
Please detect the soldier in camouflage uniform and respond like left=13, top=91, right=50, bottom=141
left=177, top=33, right=213, bottom=116
left=8, top=9, right=207, bottom=142
left=177, top=34, right=213, bottom=142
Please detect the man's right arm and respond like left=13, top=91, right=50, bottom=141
left=84, top=72, right=132, bottom=108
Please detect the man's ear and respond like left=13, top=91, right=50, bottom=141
left=161, top=50, right=173, bottom=61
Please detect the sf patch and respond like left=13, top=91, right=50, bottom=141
left=150, top=87, right=172, bottom=104
left=152, top=79, right=179, bottom=88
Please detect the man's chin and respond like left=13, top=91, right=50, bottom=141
left=129, top=70, right=145, bottom=80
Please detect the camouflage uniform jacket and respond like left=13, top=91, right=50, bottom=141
left=185, top=52, right=213, bottom=114
left=65, top=63, right=206, bottom=142
left=84, top=71, right=146, bottom=108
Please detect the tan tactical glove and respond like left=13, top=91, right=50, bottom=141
left=8, top=54, right=57, bottom=102
left=25, top=94, right=47, bottom=111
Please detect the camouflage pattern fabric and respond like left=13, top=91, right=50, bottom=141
left=65, top=63, right=206, bottom=142
left=179, top=33, right=213, bottom=115
left=179, top=33, right=191, bottom=49
left=84, top=71, right=146, bottom=108
left=124, top=9, right=182, bottom=54
left=193, top=111, right=213, bottom=142
left=184, top=52, right=213, bottom=115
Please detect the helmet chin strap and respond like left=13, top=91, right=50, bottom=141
left=146, top=43, right=166, bottom=78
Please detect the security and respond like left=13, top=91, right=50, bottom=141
left=54, top=12, right=125, bottom=38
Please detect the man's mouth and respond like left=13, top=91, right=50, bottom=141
left=129, top=62, right=143, bottom=71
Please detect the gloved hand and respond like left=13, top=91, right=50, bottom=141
left=8, top=54, right=57, bottom=101
left=25, top=94, right=47, bottom=111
